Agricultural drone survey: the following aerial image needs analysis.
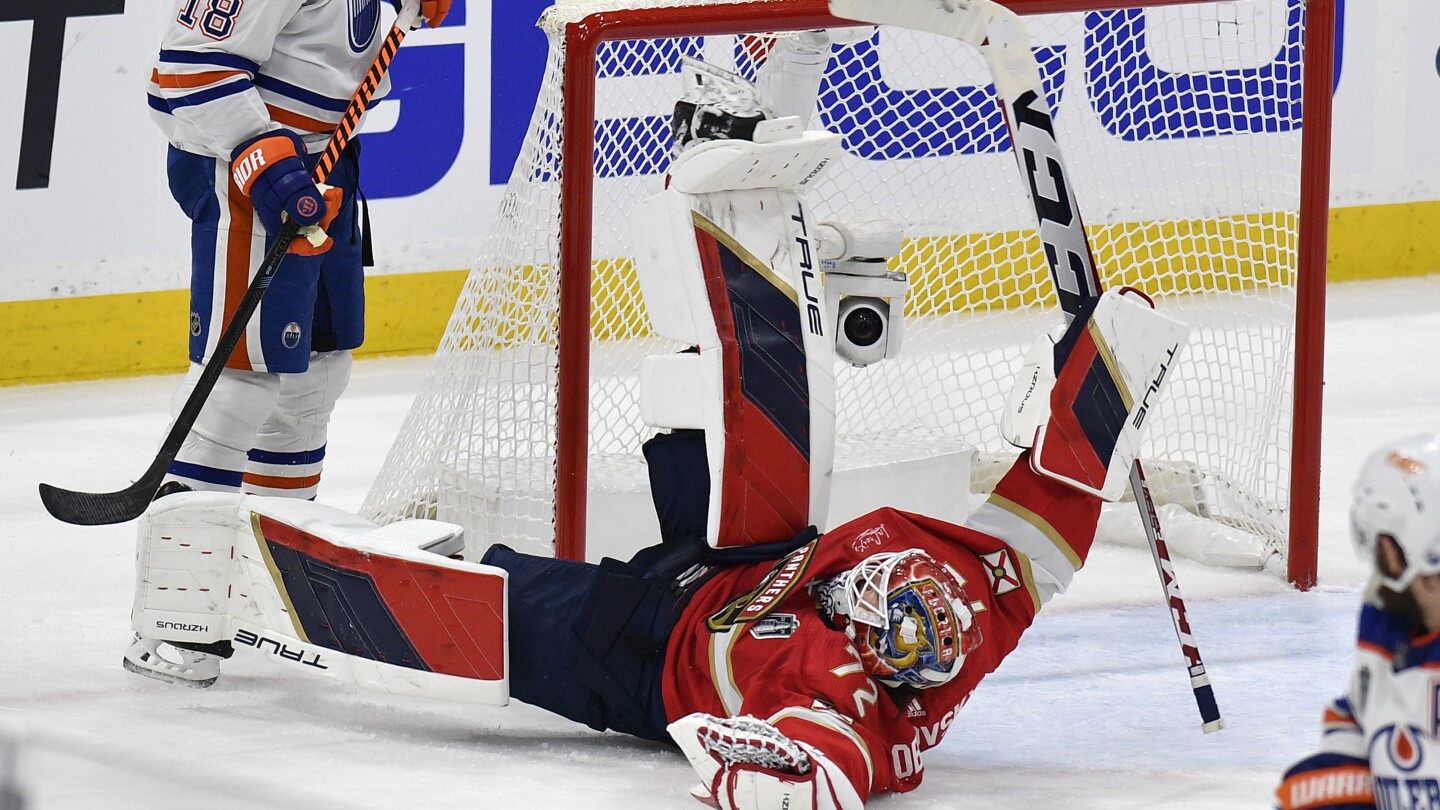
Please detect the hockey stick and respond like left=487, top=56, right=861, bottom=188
left=38, top=1, right=423, bottom=526
left=829, top=0, right=1224, bottom=733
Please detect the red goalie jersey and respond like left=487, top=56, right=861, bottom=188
left=662, top=453, right=1101, bottom=803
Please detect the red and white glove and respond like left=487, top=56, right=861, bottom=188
left=668, top=713, right=864, bottom=810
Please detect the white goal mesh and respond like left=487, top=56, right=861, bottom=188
left=362, top=0, right=1330, bottom=582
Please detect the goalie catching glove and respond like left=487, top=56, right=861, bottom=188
left=1003, top=288, right=1190, bottom=501
left=669, top=713, right=864, bottom=810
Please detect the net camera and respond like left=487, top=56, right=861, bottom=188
left=816, top=221, right=908, bottom=367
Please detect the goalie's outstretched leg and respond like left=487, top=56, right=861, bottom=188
left=127, top=492, right=508, bottom=705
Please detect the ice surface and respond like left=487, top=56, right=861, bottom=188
left=5, top=276, right=1440, bottom=808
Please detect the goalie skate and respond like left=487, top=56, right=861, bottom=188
left=122, top=634, right=221, bottom=688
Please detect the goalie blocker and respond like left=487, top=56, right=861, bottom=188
left=128, top=491, right=508, bottom=704
left=1004, top=288, right=1190, bottom=501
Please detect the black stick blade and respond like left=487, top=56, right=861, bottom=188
left=38, top=465, right=165, bottom=526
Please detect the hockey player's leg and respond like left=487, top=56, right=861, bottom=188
left=241, top=139, right=364, bottom=500
left=162, top=365, right=280, bottom=493
left=244, top=349, right=352, bottom=498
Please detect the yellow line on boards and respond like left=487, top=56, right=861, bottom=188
left=2, top=201, right=1438, bottom=387
left=0, top=270, right=468, bottom=386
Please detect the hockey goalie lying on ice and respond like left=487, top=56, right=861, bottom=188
left=122, top=50, right=1190, bottom=810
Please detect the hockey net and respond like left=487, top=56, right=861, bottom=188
left=362, top=0, right=1332, bottom=586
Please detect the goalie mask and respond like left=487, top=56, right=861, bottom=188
left=670, top=58, right=768, bottom=154
left=822, top=549, right=981, bottom=689
left=1351, top=433, right=1440, bottom=592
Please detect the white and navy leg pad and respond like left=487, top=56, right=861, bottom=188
left=133, top=491, right=243, bottom=647
left=630, top=133, right=841, bottom=550
left=133, top=492, right=507, bottom=704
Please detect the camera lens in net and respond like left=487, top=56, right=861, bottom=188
left=844, top=306, right=884, bottom=347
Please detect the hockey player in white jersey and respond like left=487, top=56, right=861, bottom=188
left=128, top=0, right=449, bottom=684
left=1277, top=434, right=1440, bottom=810
left=145, top=0, right=447, bottom=500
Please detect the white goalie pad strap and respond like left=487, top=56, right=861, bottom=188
left=814, top=220, right=903, bottom=263
left=668, top=129, right=842, bottom=195
left=1031, top=291, right=1190, bottom=501
left=639, top=352, right=724, bottom=432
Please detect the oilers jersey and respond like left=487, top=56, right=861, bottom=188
left=1310, top=603, right=1440, bottom=809
left=147, top=0, right=392, bottom=158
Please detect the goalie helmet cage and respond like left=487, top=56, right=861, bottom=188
left=363, top=0, right=1333, bottom=588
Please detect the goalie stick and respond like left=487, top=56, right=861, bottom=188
left=38, top=0, right=424, bottom=527
left=829, top=0, right=1225, bottom=733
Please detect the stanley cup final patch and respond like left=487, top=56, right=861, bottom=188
left=982, top=549, right=1023, bottom=596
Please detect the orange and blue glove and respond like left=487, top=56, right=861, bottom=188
left=229, top=130, right=343, bottom=256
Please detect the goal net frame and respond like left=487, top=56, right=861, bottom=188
left=366, top=0, right=1334, bottom=588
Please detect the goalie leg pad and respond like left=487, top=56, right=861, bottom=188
left=133, top=491, right=243, bottom=647
left=631, top=183, right=837, bottom=549
left=128, top=491, right=247, bottom=687
left=130, top=492, right=507, bottom=704
left=1031, top=289, right=1189, bottom=501
left=232, top=496, right=507, bottom=705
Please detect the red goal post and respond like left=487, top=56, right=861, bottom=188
left=364, top=0, right=1334, bottom=588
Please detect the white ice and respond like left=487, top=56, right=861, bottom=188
left=4, top=276, right=1440, bottom=809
